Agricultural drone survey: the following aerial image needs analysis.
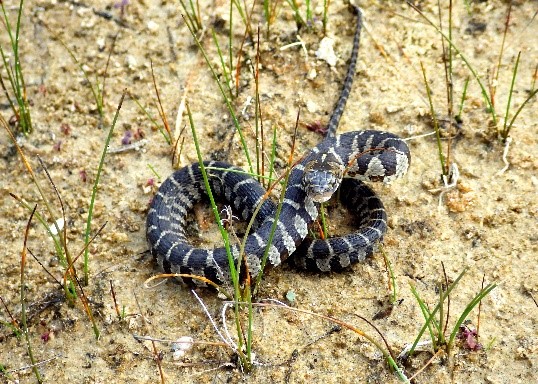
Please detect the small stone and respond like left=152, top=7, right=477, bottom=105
left=306, top=100, right=318, bottom=113
left=286, top=290, right=296, bottom=303
left=125, top=55, right=137, bottom=70
left=96, top=38, right=106, bottom=50
left=171, top=336, right=194, bottom=359
left=316, top=37, right=337, bottom=67
left=147, top=20, right=159, bottom=33
left=386, top=105, right=402, bottom=114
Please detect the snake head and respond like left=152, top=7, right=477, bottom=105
left=302, top=152, right=345, bottom=203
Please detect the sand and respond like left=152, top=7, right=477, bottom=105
left=0, top=0, right=537, bottom=383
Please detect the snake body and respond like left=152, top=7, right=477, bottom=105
left=146, top=7, right=411, bottom=285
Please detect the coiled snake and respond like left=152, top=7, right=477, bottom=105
left=146, top=6, right=411, bottom=285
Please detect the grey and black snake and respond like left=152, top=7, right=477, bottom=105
left=146, top=6, right=411, bottom=285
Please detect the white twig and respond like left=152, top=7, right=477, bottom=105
left=403, top=131, right=436, bottom=141
left=107, top=139, right=149, bottom=154
left=260, top=298, right=289, bottom=307
left=191, top=290, right=234, bottom=351
left=398, top=340, right=432, bottom=360
left=428, top=163, right=460, bottom=210
left=220, top=205, right=239, bottom=227
left=221, top=302, right=238, bottom=351
left=497, top=136, right=512, bottom=175
left=7, top=354, right=63, bottom=373
left=241, top=96, right=253, bottom=119
left=280, top=35, right=308, bottom=61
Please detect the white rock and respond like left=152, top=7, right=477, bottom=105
left=50, top=218, right=64, bottom=235
left=316, top=37, right=337, bottom=67
left=147, top=20, right=159, bottom=33
left=126, top=55, right=137, bottom=70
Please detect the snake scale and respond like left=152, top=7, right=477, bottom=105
left=146, top=6, right=411, bottom=285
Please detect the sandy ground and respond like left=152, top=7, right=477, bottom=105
left=1, top=0, right=537, bottom=383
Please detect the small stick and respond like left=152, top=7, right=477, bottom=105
left=20, top=205, right=43, bottom=383
left=476, top=274, right=486, bottom=339
left=5, top=354, right=62, bottom=374
left=408, top=349, right=444, bottom=381
left=150, top=60, right=172, bottom=141
left=0, top=296, right=19, bottom=329
left=107, top=139, right=149, bottom=154
left=528, top=291, right=538, bottom=308
left=132, top=290, right=165, bottom=383
left=27, top=248, right=63, bottom=289
left=133, top=334, right=228, bottom=348
left=110, top=280, right=122, bottom=319
left=441, top=262, right=450, bottom=339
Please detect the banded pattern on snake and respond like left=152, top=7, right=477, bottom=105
left=146, top=6, right=411, bottom=285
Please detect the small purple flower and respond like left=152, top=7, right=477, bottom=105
left=457, top=324, right=483, bottom=351
left=122, top=130, right=132, bottom=145
left=114, top=0, right=129, bottom=16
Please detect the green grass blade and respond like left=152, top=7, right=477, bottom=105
left=10, top=196, right=66, bottom=267
left=130, top=94, right=170, bottom=144
left=457, top=76, right=470, bottom=120
left=410, top=284, right=438, bottom=351
left=408, top=268, right=468, bottom=356
left=380, top=245, right=397, bottom=304
left=420, top=61, right=447, bottom=175
left=408, top=2, right=497, bottom=125
left=267, top=124, right=278, bottom=184
left=83, top=91, right=126, bottom=285
left=183, top=15, right=254, bottom=174
left=211, top=29, right=234, bottom=99
left=503, top=88, right=538, bottom=140
left=186, top=101, right=251, bottom=369
left=1, top=0, right=32, bottom=133
left=503, top=51, right=521, bottom=134
left=447, top=283, right=497, bottom=350
left=285, top=0, right=306, bottom=28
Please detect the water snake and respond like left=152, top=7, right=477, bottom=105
left=146, top=6, right=411, bottom=285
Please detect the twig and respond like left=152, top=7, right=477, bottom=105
left=403, top=131, right=436, bottom=141
left=408, top=349, right=444, bottom=381
left=20, top=205, right=43, bottom=383
left=132, top=290, right=165, bottom=384
left=110, top=280, right=122, bottom=319
left=280, top=36, right=308, bottom=61
left=5, top=354, right=62, bottom=374
left=398, top=340, right=432, bottom=360
left=107, top=139, right=149, bottom=154
left=133, top=334, right=228, bottom=348
left=496, top=136, right=512, bottom=175
left=192, top=290, right=235, bottom=351
left=429, top=162, right=460, bottom=210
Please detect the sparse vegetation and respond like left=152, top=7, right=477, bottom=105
left=1, top=0, right=33, bottom=134
left=0, top=1, right=535, bottom=382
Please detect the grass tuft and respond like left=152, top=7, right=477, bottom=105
left=408, top=1, right=536, bottom=144
left=0, top=0, right=33, bottom=134
left=407, top=266, right=496, bottom=364
left=178, top=0, right=202, bottom=33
